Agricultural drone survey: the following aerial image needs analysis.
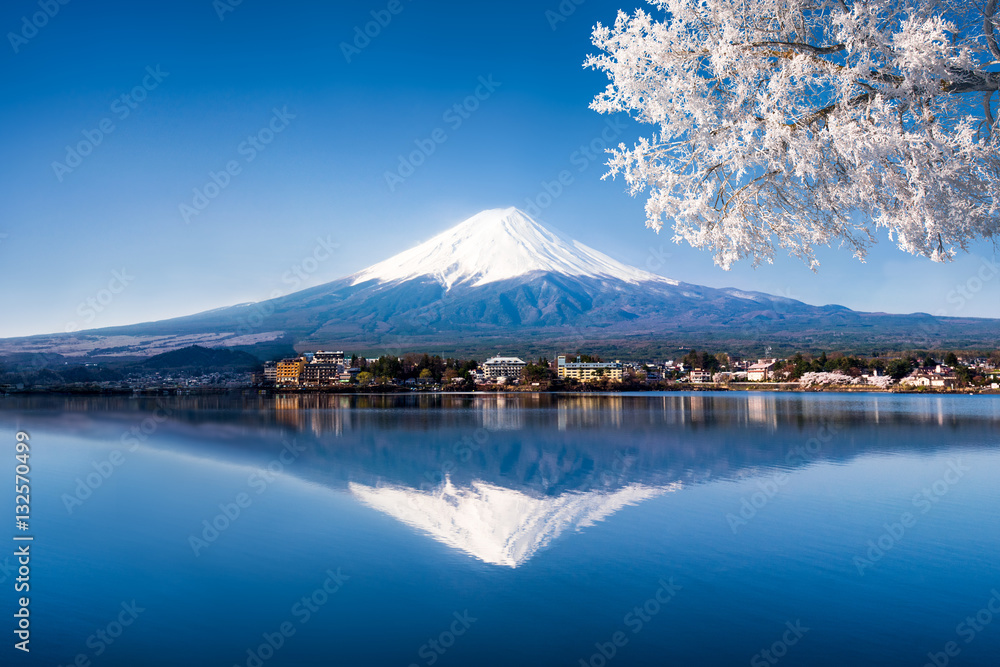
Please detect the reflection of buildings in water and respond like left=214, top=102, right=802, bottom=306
left=272, top=394, right=351, bottom=436
left=349, top=478, right=678, bottom=568
left=745, top=394, right=777, bottom=428
left=556, top=395, right=623, bottom=431
left=688, top=395, right=705, bottom=422
left=274, top=395, right=304, bottom=431
left=479, top=395, right=525, bottom=431
left=274, top=395, right=301, bottom=410
left=308, top=409, right=349, bottom=437
left=658, top=395, right=688, bottom=427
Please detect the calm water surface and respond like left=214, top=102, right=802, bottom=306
left=2, top=392, right=998, bottom=666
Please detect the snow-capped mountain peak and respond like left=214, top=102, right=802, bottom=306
left=349, top=207, right=678, bottom=290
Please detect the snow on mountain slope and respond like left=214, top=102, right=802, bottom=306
left=349, top=478, right=678, bottom=568
left=349, top=207, right=679, bottom=290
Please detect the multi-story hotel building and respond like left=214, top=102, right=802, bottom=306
left=557, top=356, right=623, bottom=382
left=263, top=361, right=278, bottom=384
left=276, top=357, right=305, bottom=386
left=301, top=362, right=341, bottom=387
left=300, top=350, right=345, bottom=387
left=312, top=350, right=345, bottom=365
left=482, top=356, right=527, bottom=381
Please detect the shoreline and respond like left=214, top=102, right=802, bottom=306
left=2, top=384, right=997, bottom=397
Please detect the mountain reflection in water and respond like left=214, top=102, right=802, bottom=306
left=3, top=392, right=996, bottom=568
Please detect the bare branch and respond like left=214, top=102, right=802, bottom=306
left=985, top=92, right=997, bottom=136
left=788, top=93, right=873, bottom=128
left=943, top=68, right=1000, bottom=94
left=748, top=41, right=846, bottom=55
left=986, top=0, right=1000, bottom=61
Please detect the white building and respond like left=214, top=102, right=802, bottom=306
left=313, top=350, right=345, bottom=365
left=747, top=359, right=778, bottom=382
left=263, top=361, right=277, bottom=384
left=688, top=370, right=713, bottom=383
left=900, top=370, right=957, bottom=388
left=482, top=356, right=527, bottom=381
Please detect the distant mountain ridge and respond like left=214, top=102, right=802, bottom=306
left=139, top=345, right=260, bottom=371
left=1, top=207, right=997, bottom=358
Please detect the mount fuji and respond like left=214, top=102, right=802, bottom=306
left=349, top=207, right=675, bottom=290
left=2, top=207, right=996, bottom=358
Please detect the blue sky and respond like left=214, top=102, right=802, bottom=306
left=1, top=0, right=997, bottom=338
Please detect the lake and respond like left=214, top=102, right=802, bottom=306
left=2, top=392, right=999, bottom=666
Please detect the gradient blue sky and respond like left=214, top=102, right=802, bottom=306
left=2, top=0, right=997, bottom=338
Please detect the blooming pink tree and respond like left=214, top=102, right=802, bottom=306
left=586, top=0, right=1000, bottom=269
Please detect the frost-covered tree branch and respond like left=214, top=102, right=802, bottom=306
left=586, top=0, right=1000, bottom=269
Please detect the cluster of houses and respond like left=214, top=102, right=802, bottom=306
left=259, top=352, right=632, bottom=387
left=259, top=353, right=631, bottom=387
left=481, top=355, right=627, bottom=384
left=641, top=358, right=779, bottom=383
left=897, top=364, right=960, bottom=389
left=478, top=356, right=786, bottom=385
left=259, top=350, right=999, bottom=390
left=263, top=351, right=359, bottom=387
left=257, top=351, right=779, bottom=388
